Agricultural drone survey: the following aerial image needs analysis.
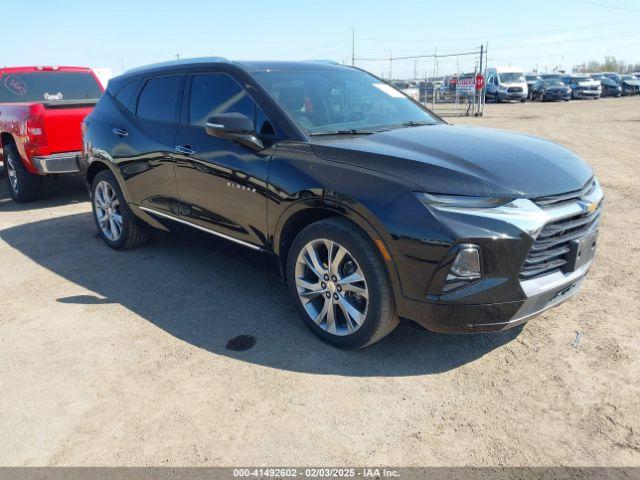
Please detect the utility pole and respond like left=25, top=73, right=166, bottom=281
left=351, top=28, right=355, bottom=67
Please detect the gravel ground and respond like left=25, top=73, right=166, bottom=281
left=0, top=97, right=638, bottom=467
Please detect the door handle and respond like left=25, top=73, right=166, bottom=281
left=175, top=145, right=195, bottom=155
left=112, top=128, right=129, bottom=137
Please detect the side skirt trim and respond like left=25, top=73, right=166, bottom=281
left=138, top=206, right=263, bottom=251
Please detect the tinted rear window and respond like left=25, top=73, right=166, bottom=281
left=114, top=80, right=139, bottom=111
left=136, top=76, right=182, bottom=122
left=0, top=71, right=102, bottom=102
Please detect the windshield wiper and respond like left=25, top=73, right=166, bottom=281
left=310, top=129, right=378, bottom=137
left=401, top=121, right=434, bottom=127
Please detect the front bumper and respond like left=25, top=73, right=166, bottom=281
left=498, top=91, right=527, bottom=101
left=30, top=151, right=82, bottom=174
left=406, top=259, right=592, bottom=333
left=396, top=181, right=603, bottom=333
left=573, top=89, right=600, bottom=98
left=542, top=90, right=571, bottom=101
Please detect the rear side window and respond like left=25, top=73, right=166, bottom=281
left=114, top=80, right=139, bottom=111
left=136, top=76, right=182, bottom=122
left=189, top=74, right=255, bottom=127
left=0, top=71, right=102, bottom=102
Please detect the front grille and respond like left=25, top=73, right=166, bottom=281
left=520, top=205, right=601, bottom=280
left=532, top=179, right=595, bottom=209
left=507, top=87, right=523, bottom=93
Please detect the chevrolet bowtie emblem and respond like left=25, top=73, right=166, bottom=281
left=584, top=201, right=598, bottom=214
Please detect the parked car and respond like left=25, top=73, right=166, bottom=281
left=391, top=80, right=420, bottom=101
left=82, top=58, right=602, bottom=349
left=525, top=74, right=540, bottom=99
left=538, top=73, right=564, bottom=81
left=590, top=73, right=622, bottom=97
left=530, top=79, right=571, bottom=101
left=562, top=75, right=601, bottom=99
left=602, top=72, right=621, bottom=84
left=620, top=75, right=640, bottom=95
left=485, top=67, right=528, bottom=102
left=0, top=66, right=104, bottom=201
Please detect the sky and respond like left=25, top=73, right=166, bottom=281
left=2, top=0, right=640, bottom=79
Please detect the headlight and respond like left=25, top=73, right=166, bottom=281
left=415, top=192, right=513, bottom=209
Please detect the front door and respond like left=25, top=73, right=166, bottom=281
left=173, top=72, right=273, bottom=249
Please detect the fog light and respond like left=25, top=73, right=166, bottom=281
left=442, top=245, right=482, bottom=293
left=450, top=246, right=481, bottom=279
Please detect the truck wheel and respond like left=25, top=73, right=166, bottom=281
left=91, top=170, right=149, bottom=250
left=3, top=144, right=43, bottom=202
left=286, top=217, right=398, bottom=349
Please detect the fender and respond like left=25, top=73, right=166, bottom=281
left=272, top=196, right=405, bottom=307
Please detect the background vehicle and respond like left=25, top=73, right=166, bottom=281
left=562, top=75, right=601, bottom=99
left=590, top=73, right=622, bottom=97
left=0, top=66, right=103, bottom=201
left=485, top=67, right=528, bottom=102
left=530, top=79, right=571, bottom=101
left=391, top=80, right=420, bottom=101
left=83, top=59, right=602, bottom=349
left=620, top=75, right=640, bottom=95
left=525, top=74, right=540, bottom=99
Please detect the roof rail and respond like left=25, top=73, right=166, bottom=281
left=124, top=56, right=228, bottom=75
left=301, top=59, right=342, bottom=66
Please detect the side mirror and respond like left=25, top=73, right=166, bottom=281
left=205, top=113, right=264, bottom=152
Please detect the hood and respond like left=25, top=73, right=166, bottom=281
left=576, top=79, right=600, bottom=87
left=310, top=125, right=593, bottom=198
left=622, top=79, right=640, bottom=86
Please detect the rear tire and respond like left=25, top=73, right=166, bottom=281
left=91, top=170, right=149, bottom=250
left=3, top=144, right=43, bottom=202
left=286, top=217, right=398, bottom=349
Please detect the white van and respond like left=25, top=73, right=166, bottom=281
left=486, top=67, right=528, bottom=103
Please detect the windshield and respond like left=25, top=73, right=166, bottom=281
left=526, top=75, right=539, bottom=81
left=0, top=71, right=102, bottom=103
left=252, top=68, right=438, bottom=135
left=572, top=76, right=591, bottom=82
left=544, top=80, right=565, bottom=87
left=498, top=72, right=525, bottom=83
left=540, top=74, right=562, bottom=80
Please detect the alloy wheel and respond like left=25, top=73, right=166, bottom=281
left=295, top=239, right=369, bottom=336
left=94, top=180, right=123, bottom=241
left=6, top=155, right=18, bottom=194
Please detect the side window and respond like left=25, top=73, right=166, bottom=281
left=114, top=80, right=138, bottom=112
left=189, top=74, right=256, bottom=127
left=136, top=76, right=182, bottom=122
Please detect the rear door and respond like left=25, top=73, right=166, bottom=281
left=113, top=74, right=184, bottom=215
left=173, top=72, right=272, bottom=249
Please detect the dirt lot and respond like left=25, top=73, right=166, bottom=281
left=0, top=97, right=639, bottom=467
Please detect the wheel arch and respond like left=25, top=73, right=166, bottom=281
left=273, top=199, right=403, bottom=303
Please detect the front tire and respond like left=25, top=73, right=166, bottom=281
left=91, top=170, right=148, bottom=250
left=3, top=144, right=43, bottom=202
left=286, top=218, right=398, bottom=349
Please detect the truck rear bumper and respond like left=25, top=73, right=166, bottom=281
left=30, top=152, right=82, bottom=174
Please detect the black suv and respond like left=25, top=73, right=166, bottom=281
left=82, top=58, right=603, bottom=349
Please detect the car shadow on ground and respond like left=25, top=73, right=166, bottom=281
left=0, top=206, right=523, bottom=377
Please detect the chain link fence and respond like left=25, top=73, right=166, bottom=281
left=355, top=46, right=488, bottom=117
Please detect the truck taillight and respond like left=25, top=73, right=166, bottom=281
left=24, top=116, right=48, bottom=147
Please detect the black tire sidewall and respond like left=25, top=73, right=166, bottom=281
left=91, top=170, right=133, bottom=249
left=286, top=220, right=390, bottom=349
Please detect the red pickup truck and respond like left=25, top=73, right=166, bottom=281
left=0, top=66, right=104, bottom=201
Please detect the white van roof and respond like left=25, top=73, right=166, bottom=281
left=490, top=66, right=525, bottom=73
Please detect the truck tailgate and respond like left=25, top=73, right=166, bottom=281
left=41, top=101, right=97, bottom=154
